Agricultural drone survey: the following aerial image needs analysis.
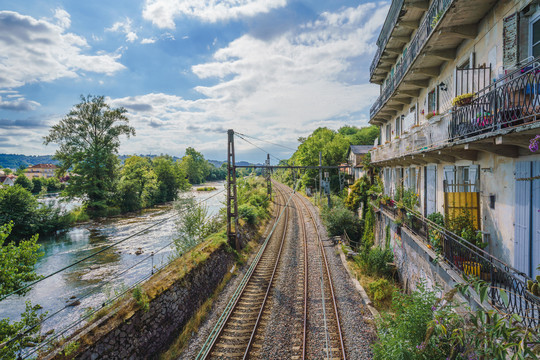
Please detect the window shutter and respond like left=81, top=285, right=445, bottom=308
left=503, top=12, right=518, bottom=69
left=444, top=166, right=455, bottom=192
left=469, top=165, right=479, bottom=192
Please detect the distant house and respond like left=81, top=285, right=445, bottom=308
left=346, top=145, right=372, bottom=181
left=0, top=172, right=17, bottom=187
left=25, top=164, right=58, bottom=179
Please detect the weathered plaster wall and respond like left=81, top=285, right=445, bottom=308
left=46, top=243, right=235, bottom=360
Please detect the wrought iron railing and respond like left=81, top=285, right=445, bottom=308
left=376, top=202, right=540, bottom=327
left=370, top=0, right=405, bottom=77
left=371, top=0, right=454, bottom=118
left=450, top=56, right=540, bottom=140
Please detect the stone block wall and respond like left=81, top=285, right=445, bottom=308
left=47, top=243, right=235, bottom=360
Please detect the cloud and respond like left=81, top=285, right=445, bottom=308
left=0, top=95, right=40, bottom=111
left=108, top=2, right=388, bottom=160
left=0, top=11, right=125, bottom=89
left=142, top=0, right=287, bottom=28
left=0, top=117, right=48, bottom=129
left=141, top=37, right=156, bottom=44
left=53, top=8, right=71, bottom=29
left=106, top=17, right=139, bottom=43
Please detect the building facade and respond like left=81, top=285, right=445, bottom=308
left=24, top=164, right=58, bottom=180
left=368, top=0, right=540, bottom=320
left=346, top=145, right=372, bottom=181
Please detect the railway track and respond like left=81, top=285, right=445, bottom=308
left=195, top=183, right=291, bottom=359
left=195, top=181, right=346, bottom=359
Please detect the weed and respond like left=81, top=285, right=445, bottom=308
left=132, top=285, right=150, bottom=312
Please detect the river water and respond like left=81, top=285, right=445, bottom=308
left=0, top=182, right=225, bottom=338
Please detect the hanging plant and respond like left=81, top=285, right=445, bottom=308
left=452, top=93, right=475, bottom=107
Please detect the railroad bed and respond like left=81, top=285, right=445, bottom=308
left=184, top=181, right=375, bottom=360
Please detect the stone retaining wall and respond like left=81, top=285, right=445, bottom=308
left=46, top=242, right=235, bottom=360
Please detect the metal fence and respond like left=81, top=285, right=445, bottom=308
left=377, top=202, right=540, bottom=327
left=455, top=66, right=492, bottom=97
left=450, top=56, right=540, bottom=140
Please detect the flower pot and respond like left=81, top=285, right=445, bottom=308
left=456, top=97, right=473, bottom=106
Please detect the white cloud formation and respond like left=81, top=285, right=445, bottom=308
left=53, top=8, right=71, bottom=29
left=0, top=93, right=40, bottom=111
left=106, top=17, right=139, bottom=43
left=0, top=11, right=125, bottom=89
left=143, top=0, right=287, bottom=28
left=111, top=2, right=388, bottom=159
left=141, top=37, right=156, bottom=44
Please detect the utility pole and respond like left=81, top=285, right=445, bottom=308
left=266, top=154, right=272, bottom=197
left=227, top=129, right=239, bottom=250
left=319, top=151, right=322, bottom=195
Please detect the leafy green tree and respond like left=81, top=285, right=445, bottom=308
left=117, top=156, right=159, bottom=212
left=14, top=174, right=33, bottom=192
left=338, top=125, right=379, bottom=145
left=180, top=147, right=210, bottom=184
left=44, top=95, right=135, bottom=217
left=31, top=177, right=46, bottom=194
left=152, top=156, right=189, bottom=203
left=45, top=177, right=63, bottom=192
left=0, top=222, right=46, bottom=360
left=1, top=168, right=12, bottom=175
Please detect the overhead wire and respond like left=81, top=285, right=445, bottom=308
left=234, top=134, right=282, bottom=163
left=234, top=131, right=297, bottom=151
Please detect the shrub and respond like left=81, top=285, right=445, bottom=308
left=132, top=285, right=149, bottom=312
left=368, top=278, right=394, bottom=307
left=321, top=205, right=363, bottom=243
left=238, top=204, right=258, bottom=225
left=360, top=247, right=394, bottom=278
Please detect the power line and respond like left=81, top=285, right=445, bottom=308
left=0, top=189, right=226, bottom=302
left=234, top=131, right=297, bottom=151
left=235, top=134, right=282, bottom=162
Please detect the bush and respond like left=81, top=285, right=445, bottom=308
left=368, top=278, right=394, bottom=307
left=321, top=205, right=363, bottom=243
left=360, top=247, right=394, bottom=278
left=372, top=282, right=445, bottom=360
left=132, top=285, right=149, bottom=312
left=238, top=204, right=258, bottom=225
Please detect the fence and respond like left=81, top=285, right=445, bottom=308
left=450, top=56, right=540, bottom=140
left=376, top=202, right=540, bottom=327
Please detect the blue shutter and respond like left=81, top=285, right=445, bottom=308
left=426, top=165, right=437, bottom=215
left=444, top=166, right=455, bottom=192
left=515, top=161, right=531, bottom=275
left=532, top=161, right=540, bottom=277
left=469, top=165, right=479, bottom=192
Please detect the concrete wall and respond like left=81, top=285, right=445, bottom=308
left=46, top=243, right=235, bottom=360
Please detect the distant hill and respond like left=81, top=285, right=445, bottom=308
left=0, top=154, right=256, bottom=170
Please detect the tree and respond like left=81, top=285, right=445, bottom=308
left=31, top=177, right=46, bottom=194
left=44, top=95, right=135, bottom=217
left=180, top=147, right=210, bottom=184
left=0, top=222, right=46, bottom=360
left=152, top=156, right=189, bottom=203
left=14, top=174, right=33, bottom=192
left=117, top=156, right=159, bottom=212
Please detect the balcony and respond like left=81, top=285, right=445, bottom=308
left=450, top=57, right=540, bottom=141
left=376, top=202, right=540, bottom=327
left=370, top=0, right=498, bottom=123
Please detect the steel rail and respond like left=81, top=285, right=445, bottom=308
left=234, top=165, right=350, bottom=169
left=242, top=181, right=291, bottom=359
left=297, top=192, right=347, bottom=360
left=196, top=184, right=293, bottom=359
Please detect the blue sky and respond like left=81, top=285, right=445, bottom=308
left=0, top=0, right=388, bottom=162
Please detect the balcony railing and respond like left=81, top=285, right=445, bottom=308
left=371, top=0, right=454, bottom=118
left=450, top=57, right=540, bottom=140
left=369, top=0, right=404, bottom=77
left=376, top=202, right=540, bottom=327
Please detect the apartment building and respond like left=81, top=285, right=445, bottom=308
left=24, top=163, right=58, bottom=180
left=369, top=0, right=540, bottom=321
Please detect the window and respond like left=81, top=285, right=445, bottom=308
left=530, top=14, right=540, bottom=58
left=395, top=116, right=402, bottom=137
left=385, top=124, right=391, bottom=142
left=427, top=89, right=438, bottom=114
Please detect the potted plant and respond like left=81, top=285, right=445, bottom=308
left=425, top=111, right=439, bottom=120
left=452, top=93, right=475, bottom=107
left=526, top=273, right=540, bottom=304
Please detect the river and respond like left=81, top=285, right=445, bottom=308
left=0, top=182, right=226, bottom=339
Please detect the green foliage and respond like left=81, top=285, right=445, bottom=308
left=345, top=176, right=370, bottom=212
left=402, top=188, right=419, bottom=209
left=31, top=177, right=46, bottom=194
left=0, top=223, right=46, bottom=360
left=116, top=156, right=159, bottom=212
left=362, top=206, right=375, bottom=247
left=338, top=125, right=380, bottom=146
left=426, top=212, right=444, bottom=226
left=0, top=185, right=70, bottom=241
left=152, top=156, right=190, bottom=203
left=14, top=174, right=33, bottom=192
left=63, top=340, right=80, bottom=356
left=358, top=247, right=394, bottom=278
left=180, top=147, right=210, bottom=185
left=368, top=278, right=394, bottom=307
left=44, top=95, right=136, bottom=217
left=321, top=203, right=363, bottom=243
left=372, top=282, right=442, bottom=360
left=174, top=195, right=213, bottom=256
left=132, top=285, right=150, bottom=312
left=236, top=177, right=271, bottom=223
left=446, top=210, right=484, bottom=248
left=238, top=204, right=258, bottom=225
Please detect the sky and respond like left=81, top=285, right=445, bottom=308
left=0, top=0, right=388, bottom=163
